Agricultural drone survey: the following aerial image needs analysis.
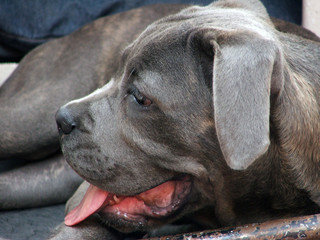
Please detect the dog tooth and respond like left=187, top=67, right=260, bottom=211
left=113, top=195, right=120, bottom=203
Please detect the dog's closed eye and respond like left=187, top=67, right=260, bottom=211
left=127, top=87, right=152, bottom=107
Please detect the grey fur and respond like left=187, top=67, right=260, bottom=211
left=54, top=0, right=320, bottom=238
left=1, top=0, right=320, bottom=239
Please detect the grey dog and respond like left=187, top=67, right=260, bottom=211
left=1, top=0, right=320, bottom=239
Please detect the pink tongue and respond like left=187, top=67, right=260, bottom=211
left=65, top=184, right=110, bottom=226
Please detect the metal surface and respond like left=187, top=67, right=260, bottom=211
left=147, top=214, right=320, bottom=240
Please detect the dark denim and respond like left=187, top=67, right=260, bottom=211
left=0, top=0, right=302, bottom=62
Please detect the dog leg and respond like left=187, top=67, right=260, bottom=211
left=48, top=216, right=120, bottom=240
left=0, top=154, right=82, bottom=209
left=0, top=39, right=102, bottom=161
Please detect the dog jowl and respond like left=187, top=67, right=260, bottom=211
left=56, top=0, right=320, bottom=236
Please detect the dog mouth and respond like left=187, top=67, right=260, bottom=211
left=65, top=176, right=192, bottom=228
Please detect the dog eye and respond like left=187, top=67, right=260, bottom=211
left=128, top=87, right=152, bottom=107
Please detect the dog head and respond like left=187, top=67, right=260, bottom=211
left=56, top=0, right=284, bottom=232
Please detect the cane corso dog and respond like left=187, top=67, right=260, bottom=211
left=51, top=0, right=320, bottom=238
left=1, top=0, right=320, bottom=239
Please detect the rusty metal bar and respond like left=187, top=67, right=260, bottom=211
left=147, top=214, right=320, bottom=240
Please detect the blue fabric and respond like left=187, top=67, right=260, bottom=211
left=0, top=0, right=302, bottom=62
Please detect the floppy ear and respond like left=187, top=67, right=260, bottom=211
left=209, top=32, right=284, bottom=170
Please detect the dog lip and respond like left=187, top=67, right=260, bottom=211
left=65, top=175, right=192, bottom=227
left=99, top=175, right=192, bottom=223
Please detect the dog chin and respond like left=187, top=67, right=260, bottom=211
left=65, top=175, right=193, bottom=233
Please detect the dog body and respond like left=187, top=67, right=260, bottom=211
left=1, top=0, right=320, bottom=239
left=53, top=0, right=320, bottom=238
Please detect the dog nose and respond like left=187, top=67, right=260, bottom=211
left=56, top=106, right=76, bottom=135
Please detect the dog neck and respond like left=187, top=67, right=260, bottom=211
left=272, top=34, right=320, bottom=203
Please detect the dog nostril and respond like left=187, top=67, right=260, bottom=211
left=56, top=107, right=76, bottom=135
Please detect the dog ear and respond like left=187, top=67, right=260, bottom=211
left=205, top=32, right=284, bottom=170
